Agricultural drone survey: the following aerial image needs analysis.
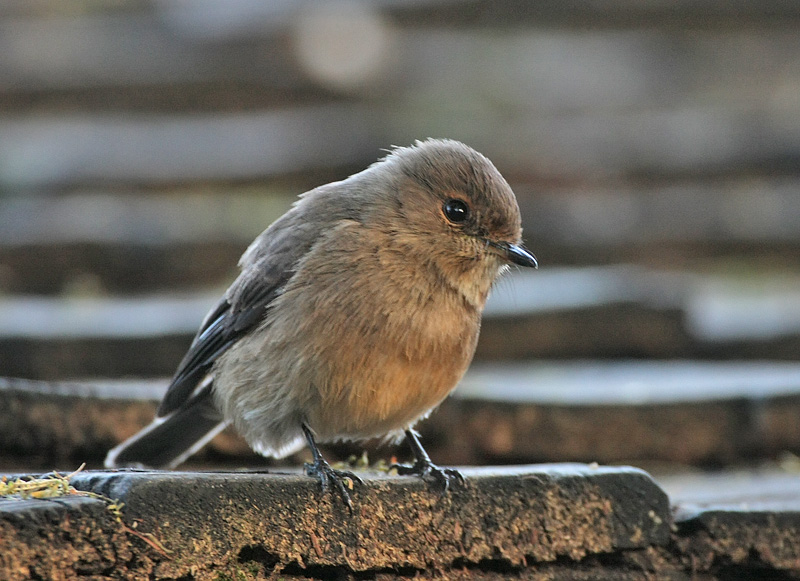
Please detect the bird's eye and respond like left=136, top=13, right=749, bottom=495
left=443, top=199, right=470, bottom=224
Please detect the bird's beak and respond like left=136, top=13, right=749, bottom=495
left=488, top=240, right=538, bottom=269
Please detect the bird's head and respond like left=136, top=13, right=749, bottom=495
left=365, top=139, right=537, bottom=308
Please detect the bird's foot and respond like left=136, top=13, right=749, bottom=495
left=304, top=458, right=363, bottom=510
left=391, top=459, right=466, bottom=494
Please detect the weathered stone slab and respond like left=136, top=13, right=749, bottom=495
left=4, top=266, right=800, bottom=379
left=4, top=186, right=800, bottom=295
left=0, top=376, right=250, bottom=470
left=57, top=465, right=669, bottom=578
left=661, top=471, right=800, bottom=574
left=3, top=20, right=800, bottom=187
left=7, top=466, right=800, bottom=579
left=441, top=360, right=800, bottom=466
left=675, top=510, right=800, bottom=574
left=5, top=362, right=800, bottom=470
left=0, top=495, right=130, bottom=581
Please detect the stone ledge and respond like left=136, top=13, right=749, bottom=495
left=675, top=509, right=800, bottom=573
left=661, top=470, right=800, bottom=573
left=2, top=465, right=670, bottom=580
left=5, top=368, right=800, bottom=470
left=6, top=465, right=800, bottom=579
left=0, top=494, right=131, bottom=580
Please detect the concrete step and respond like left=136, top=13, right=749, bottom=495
left=659, top=469, right=800, bottom=574
left=3, top=359, right=800, bottom=470
left=4, top=464, right=800, bottom=579
left=3, top=267, right=800, bottom=379
left=2, top=9, right=800, bottom=188
left=3, top=180, right=800, bottom=294
left=1, top=465, right=673, bottom=579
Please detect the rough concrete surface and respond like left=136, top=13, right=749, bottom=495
left=6, top=371, right=800, bottom=471
left=5, top=464, right=800, bottom=579
left=663, top=470, right=800, bottom=576
left=0, top=495, right=132, bottom=581
left=2, top=464, right=670, bottom=580
left=675, top=509, right=800, bottom=575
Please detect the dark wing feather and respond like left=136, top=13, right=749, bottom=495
left=154, top=182, right=349, bottom=418
left=157, top=263, right=291, bottom=417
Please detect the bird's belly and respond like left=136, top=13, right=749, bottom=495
left=214, top=249, right=482, bottom=451
left=307, top=334, right=472, bottom=441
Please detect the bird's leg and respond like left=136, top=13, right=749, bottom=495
left=301, top=423, right=363, bottom=510
left=392, top=429, right=465, bottom=493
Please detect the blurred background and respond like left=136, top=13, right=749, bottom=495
left=2, top=0, right=800, bottom=475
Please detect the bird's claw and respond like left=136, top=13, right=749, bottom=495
left=391, top=460, right=466, bottom=494
left=304, top=460, right=363, bottom=510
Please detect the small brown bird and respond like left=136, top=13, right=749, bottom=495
left=105, top=139, right=537, bottom=506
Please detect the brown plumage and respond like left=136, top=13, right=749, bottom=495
left=105, top=139, right=537, bottom=507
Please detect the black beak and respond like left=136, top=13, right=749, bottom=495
left=489, top=241, right=538, bottom=269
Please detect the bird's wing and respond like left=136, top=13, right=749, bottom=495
left=155, top=183, right=354, bottom=418
left=156, top=255, right=296, bottom=417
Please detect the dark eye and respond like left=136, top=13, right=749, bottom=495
left=443, top=199, right=470, bottom=224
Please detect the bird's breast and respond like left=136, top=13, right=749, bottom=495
left=225, top=220, right=486, bottom=443
left=308, top=301, right=480, bottom=440
left=297, top=244, right=483, bottom=439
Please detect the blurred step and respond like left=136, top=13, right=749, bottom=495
left=3, top=180, right=800, bottom=294
left=2, top=267, right=800, bottom=378
left=439, top=360, right=800, bottom=467
left=3, top=102, right=800, bottom=188
left=658, top=469, right=800, bottom=573
left=5, top=0, right=800, bottom=24
left=2, top=15, right=800, bottom=187
left=0, top=186, right=297, bottom=294
left=4, top=8, right=800, bottom=108
left=3, top=360, right=800, bottom=470
left=0, top=106, right=380, bottom=188
left=659, top=468, right=800, bottom=517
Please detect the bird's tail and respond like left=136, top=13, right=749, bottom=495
left=105, top=383, right=227, bottom=469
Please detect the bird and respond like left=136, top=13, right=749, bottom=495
left=105, top=138, right=537, bottom=507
